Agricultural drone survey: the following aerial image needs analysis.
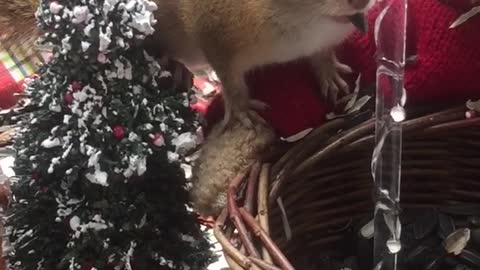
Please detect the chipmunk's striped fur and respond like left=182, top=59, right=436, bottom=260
left=150, top=0, right=375, bottom=135
left=0, top=0, right=375, bottom=217
left=0, top=0, right=39, bottom=47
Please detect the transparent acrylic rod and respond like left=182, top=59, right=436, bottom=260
left=372, top=0, right=408, bottom=269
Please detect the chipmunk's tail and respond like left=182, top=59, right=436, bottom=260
left=0, top=0, right=40, bottom=47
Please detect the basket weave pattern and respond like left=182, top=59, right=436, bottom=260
left=214, top=106, right=480, bottom=269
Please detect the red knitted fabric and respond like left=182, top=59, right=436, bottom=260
left=0, top=63, right=22, bottom=109
left=204, top=60, right=332, bottom=137
left=203, top=0, right=480, bottom=138
left=0, top=48, right=46, bottom=110
left=340, top=0, right=480, bottom=106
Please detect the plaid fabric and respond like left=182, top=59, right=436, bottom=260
left=0, top=43, right=47, bottom=109
left=0, top=43, right=45, bottom=83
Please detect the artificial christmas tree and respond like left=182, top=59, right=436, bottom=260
left=6, top=0, right=214, bottom=269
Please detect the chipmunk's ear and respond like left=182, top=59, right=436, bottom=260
left=0, top=0, right=40, bottom=47
left=348, top=13, right=368, bottom=33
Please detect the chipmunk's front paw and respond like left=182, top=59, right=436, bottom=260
left=314, top=55, right=353, bottom=104
left=249, top=99, right=270, bottom=111
left=217, top=106, right=267, bottom=137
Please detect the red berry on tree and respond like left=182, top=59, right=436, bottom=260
left=64, top=92, right=74, bottom=105
left=83, top=261, right=95, bottom=270
left=71, top=81, right=82, bottom=91
left=112, top=126, right=126, bottom=139
left=151, top=133, right=165, bottom=147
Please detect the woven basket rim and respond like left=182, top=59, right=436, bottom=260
left=214, top=104, right=480, bottom=269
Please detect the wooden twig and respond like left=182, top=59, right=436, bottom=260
left=423, top=117, right=480, bottom=134
left=402, top=106, right=464, bottom=132
left=224, top=223, right=248, bottom=259
left=258, top=164, right=273, bottom=263
left=271, top=118, right=346, bottom=176
left=225, top=255, right=247, bottom=270
left=249, top=256, right=282, bottom=270
left=292, top=119, right=375, bottom=177
left=240, top=244, right=247, bottom=255
left=239, top=208, right=295, bottom=270
left=213, top=209, right=253, bottom=269
left=245, top=162, right=262, bottom=213
left=269, top=119, right=375, bottom=204
left=228, top=166, right=261, bottom=258
left=275, top=197, right=292, bottom=242
left=216, top=209, right=233, bottom=239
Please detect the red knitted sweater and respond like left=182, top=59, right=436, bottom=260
left=339, top=0, right=480, bottom=106
left=0, top=64, right=22, bottom=110
left=205, top=0, right=480, bottom=137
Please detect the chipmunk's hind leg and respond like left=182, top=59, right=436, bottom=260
left=206, top=55, right=267, bottom=133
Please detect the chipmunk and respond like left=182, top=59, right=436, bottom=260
left=0, top=0, right=375, bottom=218
left=1, top=0, right=373, bottom=131
left=148, top=0, right=375, bottom=133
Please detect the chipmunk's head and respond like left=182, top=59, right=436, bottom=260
left=286, top=0, right=376, bottom=32
left=317, top=0, right=376, bottom=14
left=278, top=0, right=376, bottom=32
left=317, top=0, right=377, bottom=33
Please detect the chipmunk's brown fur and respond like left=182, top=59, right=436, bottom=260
left=151, top=0, right=376, bottom=132
left=0, top=0, right=376, bottom=218
left=151, top=0, right=375, bottom=216
left=190, top=121, right=276, bottom=217
left=0, top=0, right=39, bottom=47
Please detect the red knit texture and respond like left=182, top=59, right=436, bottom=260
left=340, top=0, right=480, bottom=106
left=204, top=0, right=480, bottom=138
left=204, top=60, right=332, bottom=137
left=0, top=64, right=22, bottom=109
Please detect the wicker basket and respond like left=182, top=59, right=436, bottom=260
left=214, top=104, right=480, bottom=270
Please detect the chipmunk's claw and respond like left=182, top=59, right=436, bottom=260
left=315, top=55, right=353, bottom=104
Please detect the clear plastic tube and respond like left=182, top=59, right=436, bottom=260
left=371, top=0, right=408, bottom=269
